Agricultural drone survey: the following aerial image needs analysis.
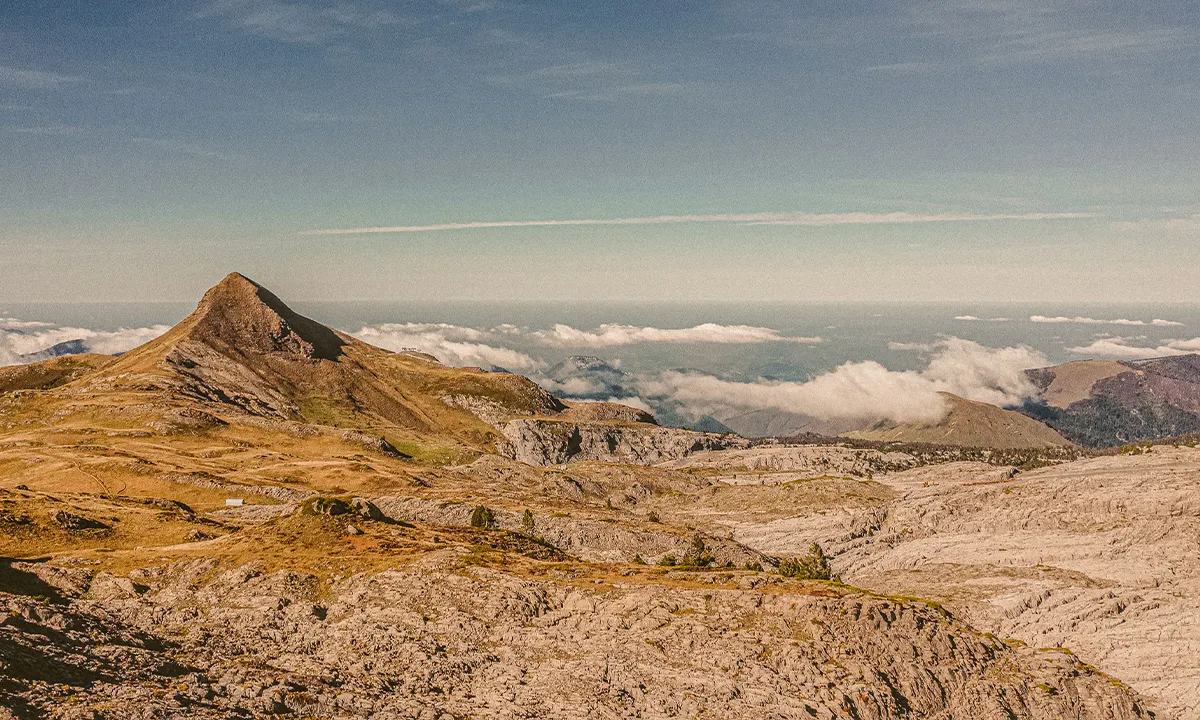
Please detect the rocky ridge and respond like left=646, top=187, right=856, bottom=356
left=498, top=417, right=750, bottom=466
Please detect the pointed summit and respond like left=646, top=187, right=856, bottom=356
left=86, top=271, right=565, bottom=433
left=186, top=272, right=346, bottom=361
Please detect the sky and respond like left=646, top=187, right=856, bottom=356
left=3, top=0, right=1199, bottom=303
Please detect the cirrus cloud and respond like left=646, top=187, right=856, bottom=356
left=302, top=210, right=1094, bottom=235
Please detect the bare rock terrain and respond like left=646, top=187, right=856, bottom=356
left=499, top=418, right=749, bottom=466
left=1, top=555, right=1151, bottom=720
left=682, top=444, right=1200, bottom=717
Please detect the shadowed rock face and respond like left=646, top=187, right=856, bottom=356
left=183, top=272, right=348, bottom=362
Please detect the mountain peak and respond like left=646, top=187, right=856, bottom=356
left=186, top=272, right=347, bottom=361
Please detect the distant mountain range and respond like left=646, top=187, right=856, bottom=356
left=17, top=339, right=89, bottom=363
left=11, top=282, right=1200, bottom=451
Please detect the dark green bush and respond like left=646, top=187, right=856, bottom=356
left=300, top=497, right=353, bottom=517
left=680, top=534, right=715, bottom=568
left=470, top=505, right=496, bottom=530
left=777, top=543, right=832, bottom=580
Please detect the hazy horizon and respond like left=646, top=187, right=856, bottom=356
left=6, top=295, right=1200, bottom=428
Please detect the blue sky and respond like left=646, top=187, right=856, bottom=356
left=2, top=0, right=1198, bottom=302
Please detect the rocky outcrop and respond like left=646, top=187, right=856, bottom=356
left=562, top=400, right=657, bottom=424
left=498, top=418, right=750, bottom=466
left=369, top=495, right=768, bottom=566
left=0, top=560, right=1151, bottom=720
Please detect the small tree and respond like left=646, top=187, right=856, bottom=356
left=658, top=555, right=677, bottom=567
left=681, top=533, right=715, bottom=568
left=470, top=505, right=496, bottom=530
left=520, top=508, right=536, bottom=536
left=777, top=543, right=832, bottom=580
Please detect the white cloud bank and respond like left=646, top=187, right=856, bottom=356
left=1066, top=337, right=1200, bottom=359
left=1031, top=315, right=1184, bottom=327
left=531, top=323, right=821, bottom=347
left=352, top=323, right=544, bottom=371
left=302, top=211, right=1093, bottom=235
left=0, top=323, right=170, bottom=367
left=351, top=321, right=818, bottom=367
left=638, top=338, right=1047, bottom=425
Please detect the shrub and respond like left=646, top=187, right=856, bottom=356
left=777, top=543, right=832, bottom=580
left=658, top=555, right=677, bottom=567
left=744, top=561, right=763, bottom=572
left=680, top=534, right=715, bottom=568
left=300, top=497, right=353, bottom=517
left=520, top=508, right=536, bottom=536
left=647, top=510, right=661, bottom=523
left=632, top=554, right=646, bottom=565
left=470, top=505, right=496, bottom=530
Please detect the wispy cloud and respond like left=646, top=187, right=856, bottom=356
left=351, top=322, right=543, bottom=370
left=1031, top=315, right=1184, bottom=327
left=730, top=1, right=1198, bottom=68
left=542, top=81, right=699, bottom=102
left=530, top=323, right=822, bottom=348
left=302, top=210, right=1093, bottom=235
left=349, top=320, right=818, bottom=362
left=954, top=315, right=1010, bottom=322
left=0, top=318, right=56, bottom=330
left=1066, top=337, right=1200, bottom=359
left=195, top=0, right=404, bottom=44
left=488, top=54, right=703, bottom=103
left=0, top=66, right=81, bottom=89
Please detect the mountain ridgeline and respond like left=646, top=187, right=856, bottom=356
left=9, top=272, right=1200, bottom=452
left=6, top=273, right=741, bottom=466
